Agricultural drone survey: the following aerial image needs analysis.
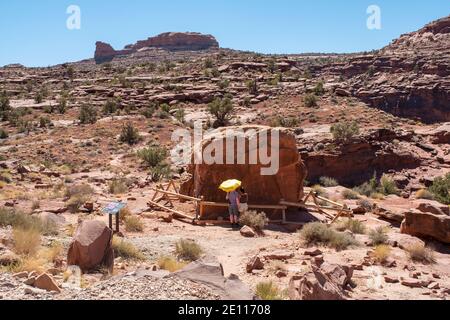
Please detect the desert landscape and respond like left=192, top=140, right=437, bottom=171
left=0, top=15, right=449, bottom=301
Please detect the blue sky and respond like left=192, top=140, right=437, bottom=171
left=0, top=0, right=448, bottom=67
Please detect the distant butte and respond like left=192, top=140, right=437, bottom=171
left=94, top=32, right=219, bottom=64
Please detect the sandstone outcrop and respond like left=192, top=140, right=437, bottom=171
left=400, top=210, right=450, bottom=244
left=95, top=32, right=219, bottom=63
left=180, top=126, right=307, bottom=219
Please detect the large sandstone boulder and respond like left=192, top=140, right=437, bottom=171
left=180, top=126, right=307, bottom=219
left=289, top=263, right=353, bottom=300
left=67, top=220, right=114, bottom=273
left=400, top=210, right=450, bottom=244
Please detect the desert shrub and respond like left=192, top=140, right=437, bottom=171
left=370, top=192, right=385, bottom=200
left=208, top=95, right=234, bottom=128
left=13, top=228, right=41, bottom=256
left=330, top=121, right=360, bottom=142
left=368, top=226, right=388, bottom=245
left=124, top=216, right=144, bottom=232
left=304, top=94, right=317, bottom=108
left=175, top=239, right=203, bottom=262
left=299, top=222, right=358, bottom=250
left=334, top=218, right=366, bottom=234
left=79, top=104, right=97, bottom=124
left=373, top=245, right=391, bottom=264
left=9, top=255, right=46, bottom=274
left=353, top=174, right=378, bottom=197
left=112, top=237, right=146, bottom=261
left=311, top=185, right=329, bottom=198
left=149, top=164, right=172, bottom=182
left=428, top=173, right=450, bottom=205
left=119, top=123, right=141, bottom=145
left=158, top=256, right=187, bottom=272
left=218, top=79, right=230, bottom=89
left=313, top=81, right=325, bottom=96
left=39, top=116, right=52, bottom=128
left=175, top=108, right=185, bottom=124
left=0, top=208, right=57, bottom=235
left=119, top=207, right=131, bottom=222
left=0, top=128, right=8, bottom=139
left=342, top=189, right=360, bottom=200
left=270, top=116, right=299, bottom=128
left=356, top=199, right=373, bottom=212
left=57, top=96, right=68, bottom=114
left=379, top=174, right=399, bottom=196
left=0, top=90, right=11, bottom=120
left=102, top=99, right=118, bottom=115
left=415, top=189, right=434, bottom=200
left=141, top=105, right=156, bottom=118
left=204, top=58, right=214, bottom=69
left=34, top=91, right=44, bottom=104
left=319, top=176, right=338, bottom=187
left=406, top=244, right=436, bottom=264
left=137, top=146, right=168, bottom=168
left=39, top=241, right=63, bottom=263
left=65, top=184, right=93, bottom=213
left=108, top=178, right=129, bottom=194
left=256, top=281, right=282, bottom=300
left=246, top=79, right=258, bottom=95
left=239, top=211, right=268, bottom=231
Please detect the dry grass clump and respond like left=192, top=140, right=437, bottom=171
left=406, top=244, right=436, bottom=264
left=342, top=189, right=360, bottom=200
left=373, top=245, right=391, bottom=264
left=38, top=241, right=63, bottom=263
left=65, top=184, right=93, bottom=213
left=415, top=189, right=434, bottom=200
left=319, top=177, right=338, bottom=187
left=0, top=208, right=57, bottom=235
left=119, top=207, right=132, bottom=222
left=256, top=281, right=283, bottom=300
left=299, top=222, right=359, bottom=251
left=13, top=228, right=41, bottom=256
left=311, top=185, right=329, bottom=198
left=157, top=256, right=188, bottom=272
left=108, top=178, right=129, bottom=195
left=368, top=226, right=389, bottom=246
left=239, top=211, right=268, bottom=231
left=334, top=218, right=366, bottom=234
left=124, top=216, right=144, bottom=233
left=175, top=239, right=203, bottom=262
left=112, top=237, right=146, bottom=261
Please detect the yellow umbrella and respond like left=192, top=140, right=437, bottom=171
left=219, top=179, right=242, bottom=192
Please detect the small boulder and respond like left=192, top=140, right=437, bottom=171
left=264, top=250, right=294, bottom=261
left=158, top=212, right=173, bottom=223
left=304, top=248, right=322, bottom=257
left=34, top=273, right=61, bottom=293
left=246, top=255, right=264, bottom=273
left=240, top=226, right=256, bottom=238
left=400, top=210, right=450, bottom=244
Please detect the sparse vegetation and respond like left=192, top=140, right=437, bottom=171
left=239, top=211, right=268, bottom=232
left=175, top=239, right=203, bottom=262
left=158, top=256, right=187, bottom=272
left=304, top=94, right=317, bottom=108
left=124, top=216, right=144, bottom=232
left=103, top=99, right=118, bottom=115
left=330, top=121, right=360, bottom=142
left=119, top=123, right=142, bottom=145
left=0, top=128, right=8, bottom=139
left=415, top=189, right=434, bottom=200
left=368, top=226, right=389, bottom=245
left=313, top=81, right=325, bottom=96
left=108, top=178, right=129, bottom=194
left=428, top=173, right=450, bottom=205
left=79, top=104, right=97, bottom=124
left=246, top=79, right=258, bottom=95
left=112, top=237, right=146, bottom=261
left=406, top=244, right=436, bottom=264
left=319, top=176, right=338, bottom=187
left=342, top=189, right=360, bottom=200
left=0, top=208, right=57, bottom=236
left=256, top=281, right=283, bottom=300
left=270, top=116, right=299, bottom=128
left=334, top=218, right=366, bottom=234
left=373, top=245, right=391, bottom=264
left=137, top=146, right=168, bottom=168
left=65, top=184, right=93, bottom=213
left=13, top=228, right=41, bottom=256
left=379, top=174, right=399, bottom=196
left=299, top=222, right=359, bottom=251
left=208, top=95, right=234, bottom=128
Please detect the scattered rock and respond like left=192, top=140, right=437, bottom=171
left=263, top=250, right=294, bottom=261
left=384, top=276, right=399, bottom=283
left=33, top=273, right=61, bottom=293
left=246, top=255, right=264, bottom=273
left=240, top=226, right=256, bottom=238
left=400, top=210, right=450, bottom=244
left=304, top=248, right=323, bottom=257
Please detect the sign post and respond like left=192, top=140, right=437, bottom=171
left=102, top=202, right=127, bottom=234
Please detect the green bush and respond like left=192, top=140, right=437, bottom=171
left=39, top=116, right=52, bottom=128
left=102, top=99, right=118, bottom=115
left=175, top=239, right=203, bottom=262
left=313, top=81, right=325, bottom=96
left=428, top=173, right=450, bottom=205
left=208, top=95, right=234, bottom=128
left=304, top=94, right=317, bottom=108
left=149, top=164, right=172, bottom=182
left=342, top=189, right=360, bottom=200
left=0, top=90, right=11, bottom=120
left=79, top=104, right=97, bottom=124
left=330, top=121, right=360, bottom=142
left=137, top=146, right=168, bottom=168
left=379, top=174, right=399, bottom=196
left=239, top=211, right=268, bottom=231
left=0, top=208, right=57, bottom=236
left=119, top=123, right=141, bottom=145
left=0, top=128, right=8, bottom=139
left=270, top=116, right=299, bottom=128
left=334, top=218, right=366, bottom=234
left=319, top=177, right=338, bottom=187
left=246, top=80, right=258, bottom=95
left=141, top=105, right=156, bottom=118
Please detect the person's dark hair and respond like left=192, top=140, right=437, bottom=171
left=240, top=187, right=246, bottom=194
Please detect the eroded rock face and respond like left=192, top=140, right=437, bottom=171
left=67, top=220, right=114, bottom=272
left=95, top=32, right=219, bottom=63
left=289, top=263, right=353, bottom=300
left=400, top=210, right=450, bottom=244
left=324, top=15, right=450, bottom=123
left=180, top=126, right=307, bottom=219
